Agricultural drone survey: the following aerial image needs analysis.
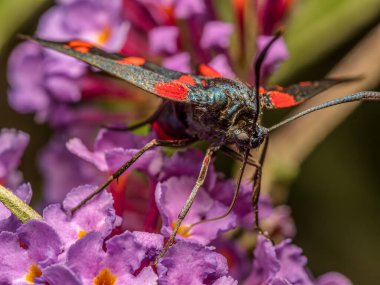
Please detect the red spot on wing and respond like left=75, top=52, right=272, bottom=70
left=178, top=75, right=196, bottom=86
left=275, top=85, right=284, bottom=90
left=152, top=122, right=177, bottom=140
left=268, top=91, right=297, bottom=108
left=198, top=64, right=222, bottom=78
left=116, top=57, right=146, bottom=66
left=299, top=81, right=312, bottom=86
left=259, top=87, right=266, bottom=94
left=73, top=46, right=90, bottom=53
left=67, top=40, right=93, bottom=48
left=201, top=79, right=206, bottom=87
left=155, top=81, right=189, bottom=101
left=65, top=40, right=94, bottom=53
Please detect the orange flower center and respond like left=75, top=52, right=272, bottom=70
left=172, top=222, right=191, bottom=238
left=98, top=26, right=111, bottom=44
left=93, top=268, right=117, bottom=285
left=25, top=263, right=42, bottom=283
left=77, top=230, right=87, bottom=239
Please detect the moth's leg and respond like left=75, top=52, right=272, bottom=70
left=251, top=137, right=269, bottom=234
left=154, top=145, right=219, bottom=264
left=220, top=145, right=259, bottom=167
left=70, top=138, right=196, bottom=214
left=104, top=101, right=167, bottom=132
left=188, top=149, right=260, bottom=228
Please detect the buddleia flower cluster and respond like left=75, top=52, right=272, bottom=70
left=2, top=0, right=353, bottom=284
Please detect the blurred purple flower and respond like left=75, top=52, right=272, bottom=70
left=200, top=21, right=234, bottom=49
left=315, top=272, right=353, bottom=285
left=261, top=205, right=296, bottom=239
left=162, top=52, right=192, bottom=73
left=243, top=235, right=352, bottom=285
left=212, top=237, right=251, bottom=282
left=123, top=0, right=235, bottom=77
left=174, top=0, right=206, bottom=19
left=37, top=0, right=128, bottom=48
left=39, top=133, right=103, bottom=204
left=208, top=54, right=236, bottom=79
left=258, top=0, right=291, bottom=35
left=149, top=26, right=179, bottom=54
left=257, top=35, right=289, bottom=83
left=0, top=129, right=29, bottom=188
left=8, top=0, right=128, bottom=123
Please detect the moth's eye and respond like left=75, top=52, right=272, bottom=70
left=235, top=131, right=250, bottom=142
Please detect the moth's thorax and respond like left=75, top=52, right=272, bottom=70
left=185, top=78, right=261, bottom=148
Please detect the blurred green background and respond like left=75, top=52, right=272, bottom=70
left=0, top=0, right=379, bottom=284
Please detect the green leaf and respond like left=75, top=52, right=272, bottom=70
left=0, top=0, right=49, bottom=52
left=0, top=185, right=42, bottom=223
left=270, top=0, right=380, bottom=83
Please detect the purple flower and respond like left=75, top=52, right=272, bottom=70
left=43, top=184, right=120, bottom=251
left=212, top=237, right=251, bottom=282
left=209, top=180, right=272, bottom=228
left=124, top=0, right=236, bottom=76
left=315, top=273, right=353, bottom=285
left=243, top=235, right=352, bottom=285
left=257, top=35, right=289, bottom=83
left=39, top=133, right=103, bottom=204
left=261, top=205, right=296, bottom=239
left=66, top=231, right=158, bottom=284
left=200, top=21, right=234, bottom=49
left=8, top=0, right=128, bottom=123
left=149, top=26, right=179, bottom=54
left=7, top=41, right=86, bottom=121
left=156, top=176, right=237, bottom=245
left=212, top=276, right=238, bottom=285
left=174, top=0, right=206, bottom=19
left=66, top=128, right=165, bottom=228
left=0, top=129, right=29, bottom=188
left=208, top=55, right=235, bottom=78
left=66, top=128, right=163, bottom=175
left=258, top=0, right=291, bottom=35
left=0, top=220, right=62, bottom=284
left=162, top=52, right=192, bottom=73
left=37, top=0, right=128, bottom=49
left=159, top=149, right=217, bottom=189
left=157, top=239, right=236, bottom=285
left=35, top=264, right=82, bottom=285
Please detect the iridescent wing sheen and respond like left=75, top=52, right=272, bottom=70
left=261, top=78, right=356, bottom=109
left=21, top=35, right=204, bottom=103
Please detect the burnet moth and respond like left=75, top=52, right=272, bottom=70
left=20, top=32, right=380, bottom=263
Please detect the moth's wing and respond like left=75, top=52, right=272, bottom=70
left=261, top=78, right=357, bottom=109
left=196, top=64, right=223, bottom=78
left=21, top=36, right=198, bottom=103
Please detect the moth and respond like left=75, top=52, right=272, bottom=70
left=21, top=34, right=380, bottom=263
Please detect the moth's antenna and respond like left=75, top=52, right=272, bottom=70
left=253, top=29, right=283, bottom=123
left=268, top=91, right=380, bottom=132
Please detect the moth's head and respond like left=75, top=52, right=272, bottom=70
left=232, top=123, right=267, bottom=149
